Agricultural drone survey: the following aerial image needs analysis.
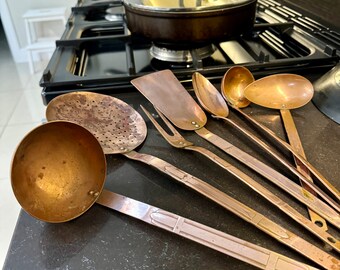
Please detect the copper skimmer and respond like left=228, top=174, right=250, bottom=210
left=46, top=92, right=338, bottom=268
left=131, top=70, right=340, bottom=214
left=141, top=105, right=340, bottom=252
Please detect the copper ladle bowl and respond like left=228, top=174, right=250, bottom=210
left=11, top=121, right=107, bottom=223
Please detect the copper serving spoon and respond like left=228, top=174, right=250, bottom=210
left=243, top=73, right=340, bottom=202
left=221, top=66, right=330, bottom=229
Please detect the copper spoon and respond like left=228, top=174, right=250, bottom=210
left=221, top=66, right=328, bottom=229
left=243, top=73, right=340, bottom=202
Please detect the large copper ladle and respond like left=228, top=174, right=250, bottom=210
left=13, top=123, right=322, bottom=269
left=192, top=71, right=330, bottom=228
left=131, top=70, right=340, bottom=215
left=11, top=121, right=107, bottom=223
left=243, top=73, right=340, bottom=202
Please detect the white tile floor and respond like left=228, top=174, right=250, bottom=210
left=0, top=22, right=47, bottom=268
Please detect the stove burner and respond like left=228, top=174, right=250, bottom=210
left=150, top=44, right=216, bottom=62
left=104, top=14, right=122, bottom=22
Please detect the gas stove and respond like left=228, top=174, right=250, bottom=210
left=40, top=0, right=340, bottom=105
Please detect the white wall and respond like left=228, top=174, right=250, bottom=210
left=0, top=0, right=76, bottom=62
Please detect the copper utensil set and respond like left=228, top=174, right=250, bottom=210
left=11, top=68, right=340, bottom=269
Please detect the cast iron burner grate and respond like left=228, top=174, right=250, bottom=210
left=41, top=0, right=340, bottom=105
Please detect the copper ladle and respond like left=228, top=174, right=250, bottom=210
left=10, top=121, right=324, bottom=269
left=11, top=121, right=107, bottom=223
left=243, top=73, right=340, bottom=202
left=192, top=71, right=340, bottom=221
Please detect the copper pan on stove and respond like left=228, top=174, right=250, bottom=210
left=123, top=0, right=257, bottom=46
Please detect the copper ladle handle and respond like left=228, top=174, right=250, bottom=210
left=280, top=109, right=327, bottom=229
left=184, top=144, right=340, bottom=252
left=123, top=151, right=338, bottom=269
left=232, top=105, right=340, bottom=203
left=97, top=189, right=319, bottom=270
left=211, top=114, right=334, bottom=228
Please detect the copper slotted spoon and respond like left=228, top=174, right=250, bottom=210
left=46, top=92, right=338, bottom=268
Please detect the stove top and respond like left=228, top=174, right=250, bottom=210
left=40, top=0, right=340, bottom=105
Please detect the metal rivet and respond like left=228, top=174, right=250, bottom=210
left=89, top=190, right=100, bottom=197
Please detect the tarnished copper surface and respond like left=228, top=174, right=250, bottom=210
left=11, top=121, right=107, bottom=223
left=46, top=92, right=147, bottom=154
left=192, top=72, right=229, bottom=117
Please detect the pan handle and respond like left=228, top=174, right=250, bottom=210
left=123, top=150, right=338, bottom=269
left=97, top=189, right=319, bottom=270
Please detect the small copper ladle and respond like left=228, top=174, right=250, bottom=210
left=243, top=73, right=340, bottom=202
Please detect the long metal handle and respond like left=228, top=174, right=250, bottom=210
left=232, top=105, right=340, bottom=201
left=97, top=189, right=319, bottom=270
left=213, top=113, right=328, bottom=230
left=212, top=115, right=326, bottom=201
left=280, top=109, right=327, bottom=230
left=185, top=144, right=340, bottom=252
left=123, top=151, right=338, bottom=269
left=195, top=127, right=340, bottom=214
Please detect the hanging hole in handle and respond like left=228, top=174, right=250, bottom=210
left=314, top=220, right=324, bottom=227
left=327, top=237, right=337, bottom=244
